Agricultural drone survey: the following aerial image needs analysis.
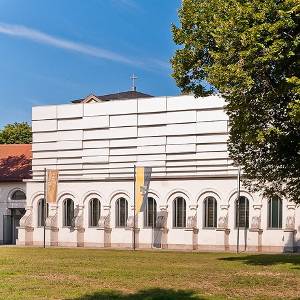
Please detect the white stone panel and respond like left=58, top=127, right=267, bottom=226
left=167, top=136, right=196, bottom=145
left=110, top=138, right=137, bottom=147
left=138, top=113, right=167, bottom=126
left=166, top=144, right=196, bottom=154
left=167, top=153, right=196, bottom=161
left=57, top=150, right=82, bottom=158
left=82, top=156, right=109, bottom=163
left=57, top=158, right=82, bottom=164
left=82, top=116, right=109, bottom=129
left=109, top=155, right=137, bottom=162
left=166, top=111, right=196, bottom=124
left=137, top=136, right=166, bottom=146
left=33, top=151, right=57, bottom=159
left=84, top=99, right=137, bottom=116
left=33, top=132, right=57, bottom=143
left=83, top=148, right=109, bottom=156
left=138, top=97, right=167, bottom=113
left=32, top=120, right=57, bottom=132
left=109, top=127, right=137, bottom=139
left=83, top=129, right=109, bottom=140
left=196, top=121, right=228, bottom=134
left=110, top=114, right=137, bottom=127
left=197, top=109, right=228, bottom=122
left=137, top=154, right=166, bottom=161
left=196, top=151, right=229, bottom=160
left=138, top=126, right=166, bottom=137
left=57, top=164, right=83, bottom=170
left=57, top=130, right=83, bottom=141
left=32, top=158, right=57, bottom=166
left=83, top=140, right=109, bottom=149
left=82, top=164, right=109, bottom=170
left=196, top=143, right=227, bottom=152
left=137, top=145, right=165, bottom=155
left=57, top=104, right=83, bottom=119
left=136, top=161, right=166, bottom=168
left=110, top=147, right=137, bottom=156
left=32, top=105, right=56, bottom=120
left=166, top=123, right=196, bottom=136
left=32, top=142, right=56, bottom=152
left=196, top=134, right=228, bottom=144
left=58, top=119, right=83, bottom=130
left=167, top=95, right=224, bottom=111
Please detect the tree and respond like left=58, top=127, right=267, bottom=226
left=172, top=0, right=299, bottom=203
left=0, top=122, right=32, bottom=144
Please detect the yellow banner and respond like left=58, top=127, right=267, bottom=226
left=135, top=166, right=152, bottom=213
left=46, top=170, right=59, bottom=203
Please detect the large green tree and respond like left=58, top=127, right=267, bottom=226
left=172, top=0, right=300, bottom=203
left=0, top=122, right=32, bottom=144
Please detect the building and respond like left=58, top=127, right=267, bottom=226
left=0, top=144, right=31, bottom=244
left=17, top=91, right=300, bottom=252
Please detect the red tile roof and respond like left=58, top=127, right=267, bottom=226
left=0, top=144, right=32, bottom=181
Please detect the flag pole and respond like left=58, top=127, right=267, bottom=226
left=43, top=168, right=47, bottom=249
left=236, top=166, right=241, bottom=253
left=133, top=164, right=136, bottom=251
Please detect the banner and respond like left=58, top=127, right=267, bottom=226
left=135, top=166, right=152, bottom=213
left=46, top=170, right=59, bottom=203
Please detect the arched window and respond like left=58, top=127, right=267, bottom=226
left=37, top=199, right=49, bottom=227
left=235, top=196, right=249, bottom=228
left=115, top=197, right=128, bottom=227
left=173, top=197, right=186, bottom=228
left=63, top=198, right=74, bottom=227
left=11, top=190, right=26, bottom=200
left=144, top=197, right=157, bottom=228
left=203, top=196, right=217, bottom=228
left=268, top=197, right=282, bottom=228
left=89, top=198, right=101, bottom=227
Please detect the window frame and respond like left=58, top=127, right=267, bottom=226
left=173, top=196, right=187, bottom=229
left=63, top=198, right=74, bottom=227
left=203, top=196, right=217, bottom=229
left=37, top=198, right=49, bottom=227
left=11, top=190, right=26, bottom=201
left=89, top=198, right=101, bottom=227
left=144, top=197, right=157, bottom=228
left=267, top=197, right=283, bottom=229
left=115, top=197, right=128, bottom=228
left=235, top=196, right=249, bottom=229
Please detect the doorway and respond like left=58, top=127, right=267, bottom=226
left=3, top=208, right=26, bottom=244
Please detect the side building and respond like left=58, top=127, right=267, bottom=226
left=0, top=144, right=31, bottom=244
left=17, top=92, right=300, bottom=252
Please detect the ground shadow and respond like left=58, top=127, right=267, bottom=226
left=219, top=253, right=300, bottom=267
left=69, top=288, right=206, bottom=300
left=0, top=155, right=31, bottom=180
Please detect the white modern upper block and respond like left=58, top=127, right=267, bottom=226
left=30, top=94, right=231, bottom=179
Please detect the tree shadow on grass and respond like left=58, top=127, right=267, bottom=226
left=69, top=288, right=206, bottom=300
left=219, top=254, right=300, bottom=268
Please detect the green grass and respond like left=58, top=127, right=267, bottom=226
left=0, top=247, right=299, bottom=300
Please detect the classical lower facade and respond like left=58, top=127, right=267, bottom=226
left=17, top=91, right=300, bottom=252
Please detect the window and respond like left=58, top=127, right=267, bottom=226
left=235, top=196, right=249, bottom=228
left=115, top=197, right=128, bottom=227
left=37, top=198, right=48, bottom=227
left=144, top=197, right=157, bottom=228
left=63, top=198, right=74, bottom=227
left=268, top=198, right=282, bottom=228
left=204, top=196, right=217, bottom=228
left=89, top=198, right=101, bottom=227
left=173, top=197, right=186, bottom=228
left=11, top=190, right=26, bottom=200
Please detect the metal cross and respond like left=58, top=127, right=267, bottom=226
left=130, top=74, right=138, bottom=91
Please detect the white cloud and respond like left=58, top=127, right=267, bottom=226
left=0, top=22, right=134, bottom=65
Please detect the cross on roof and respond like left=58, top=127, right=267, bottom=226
left=130, top=74, right=138, bottom=91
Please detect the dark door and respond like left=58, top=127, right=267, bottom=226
left=3, top=209, right=25, bottom=245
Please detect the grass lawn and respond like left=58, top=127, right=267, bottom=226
left=0, top=247, right=299, bottom=300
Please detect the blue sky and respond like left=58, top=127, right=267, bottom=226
left=0, top=0, right=182, bottom=128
